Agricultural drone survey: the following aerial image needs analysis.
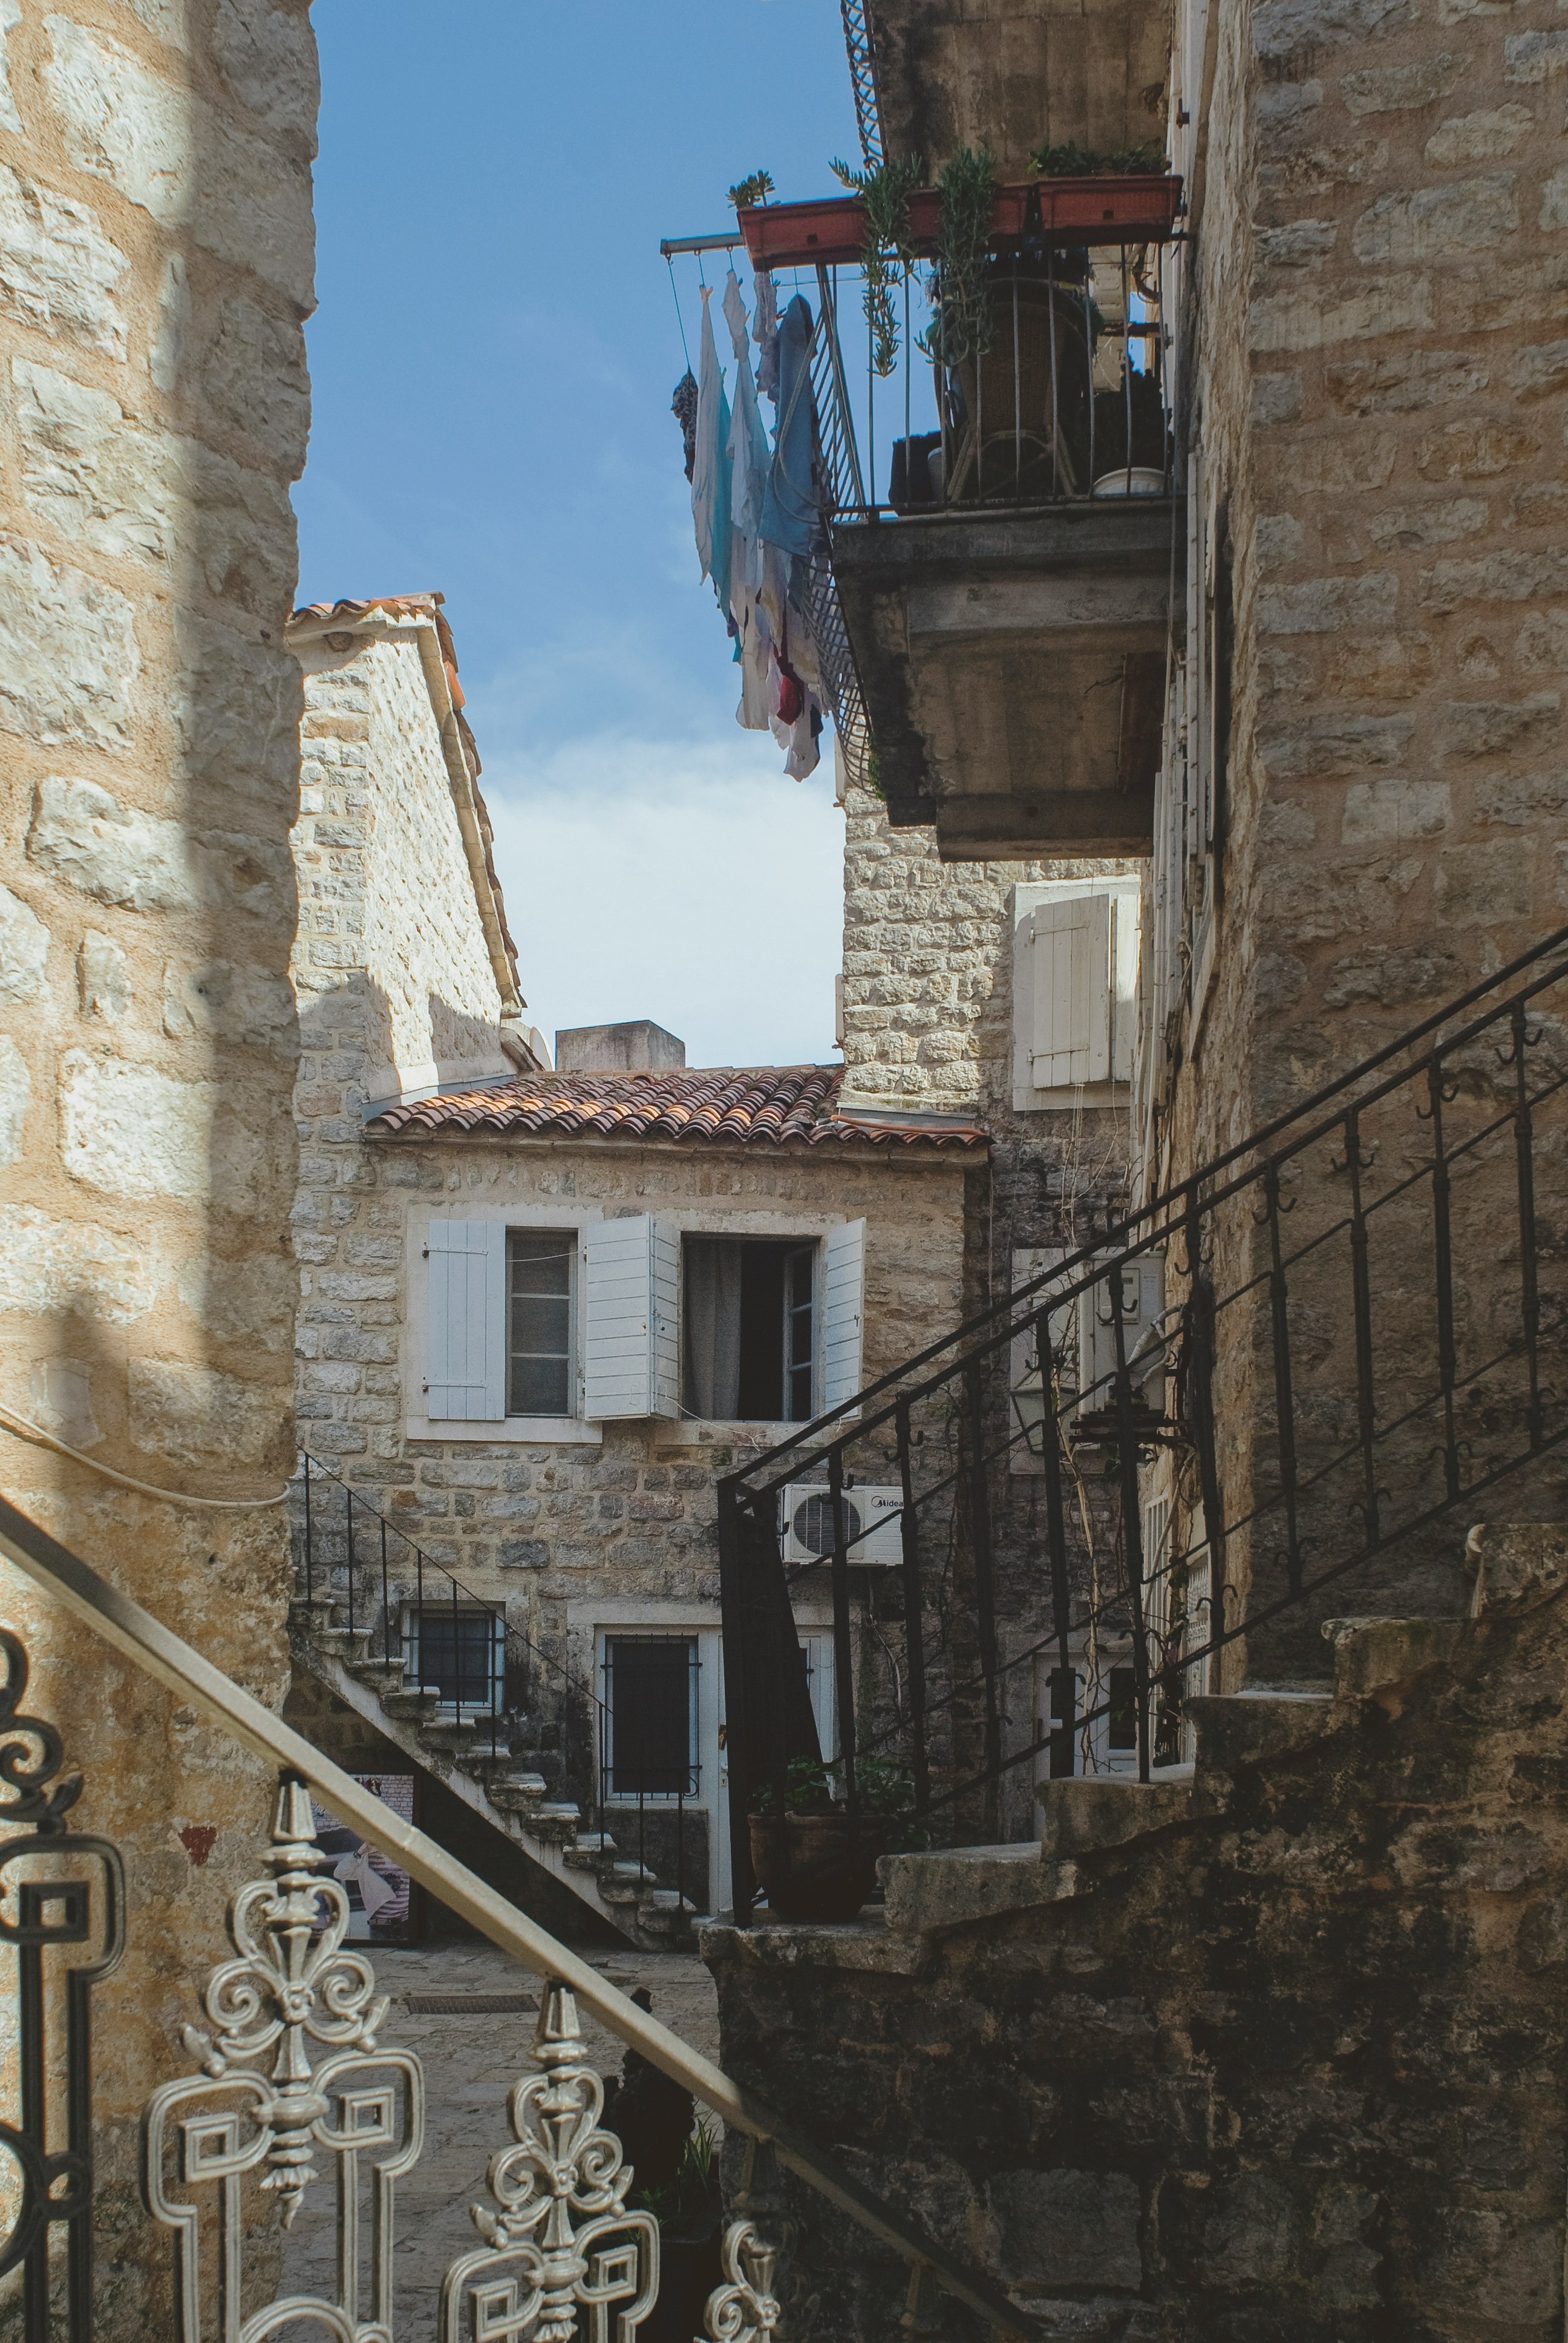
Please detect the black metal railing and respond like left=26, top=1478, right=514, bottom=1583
left=817, top=237, right=1174, bottom=523
left=291, top=1456, right=607, bottom=1832
left=717, top=925, right=1568, bottom=1918
left=294, top=1463, right=704, bottom=1913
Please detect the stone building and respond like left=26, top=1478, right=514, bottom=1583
left=690, top=0, right=1568, bottom=2333
left=0, top=0, right=315, bottom=2324
left=282, top=597, right=1003, bottom=1935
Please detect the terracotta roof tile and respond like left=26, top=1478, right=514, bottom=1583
left=368, top=1066, right=987, bottom=1150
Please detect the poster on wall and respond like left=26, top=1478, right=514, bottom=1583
left=312, top=1776, right=416, bottom=1944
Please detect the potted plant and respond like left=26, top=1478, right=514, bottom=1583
left=749, top=1755, right=920, bottom=1922
left=829, top=152, right=925, bottom=376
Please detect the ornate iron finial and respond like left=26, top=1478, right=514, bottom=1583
left=442, top=1979, right=659, bottom=2343
left=704, top=2217, right=783, bottom=2342
left=178, top=1771, right=387, bottom=2223
left=0, top=1625, right=82, bottom=1832
left=144, top=1772, right=422, bottom=2342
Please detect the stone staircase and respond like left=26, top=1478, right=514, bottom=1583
left=732, top=1525, right=1557, bottom=1956
left=290, top=1593, right=699, bottom=1952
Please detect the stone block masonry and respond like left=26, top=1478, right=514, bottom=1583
left=705, top=1532, right=1568, bottom=2341
left=0, top=2, right=315, bottom=2326
left=1172, top=0, right=1568, bottom=1155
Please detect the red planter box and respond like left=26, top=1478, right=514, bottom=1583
left=736, top=176, right=1181, bottom=272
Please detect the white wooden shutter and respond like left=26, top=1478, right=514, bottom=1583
left=820, top=1219, right=866, bottom=1417
left=583, top=1216, right=679, bottom=1420
left=1110, top=891, right=1141, bottom=1084
left=425, top=1220, right=505, bottom=1420
left=1030, top=894, right=1112, bottom=1087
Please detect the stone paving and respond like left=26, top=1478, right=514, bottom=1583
left=279, top=1939, right=720, bottom=2333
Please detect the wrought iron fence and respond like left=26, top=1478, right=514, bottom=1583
left=814, top=234, right=1175, bottom=522
left=0, top=1495, right=1043, bottom=2342
left=717, top=925, right=1568, bottom=1918
left=290, top=1460, right=704, bottom=1911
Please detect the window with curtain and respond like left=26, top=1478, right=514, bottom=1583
left=682, top=1237, right=815, bottom=1421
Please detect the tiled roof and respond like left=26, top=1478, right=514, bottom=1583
left=368, top=1065, right=987, bottom=1150
left=285, top=592, right=521, bottom=1000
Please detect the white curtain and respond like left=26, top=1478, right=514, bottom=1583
left=683, top=1238, right=743, bottom=1418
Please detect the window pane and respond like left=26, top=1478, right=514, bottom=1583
left=417, top=1614, right=496, bottom=1709
left=511, top=1354, right=569, bottom=1417
left=512, top=1239, right=571, bottom=1294
left=508, top=1230, right=574, bottom=1417
left=512, top=1296, right=569, bottom=1354
left=607, top=1637, right=695, bottom=1795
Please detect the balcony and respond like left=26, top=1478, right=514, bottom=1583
left=742, top=184, right=1184, bottom=858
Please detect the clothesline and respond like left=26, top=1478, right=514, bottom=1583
left=667, top=244, right=829, bottom=784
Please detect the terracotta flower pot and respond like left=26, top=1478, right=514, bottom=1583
left=749, top=1812, right=890, bottom=1922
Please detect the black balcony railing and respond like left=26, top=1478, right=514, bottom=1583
left=663, top=180, right=1181, bottom=793
left=717, top=926, right=1568, bottom=1920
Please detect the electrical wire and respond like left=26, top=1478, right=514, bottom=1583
left=0, top=1403, right=289, bottom=1510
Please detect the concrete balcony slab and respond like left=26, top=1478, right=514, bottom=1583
left=831, top=501, right=1182, bottom=859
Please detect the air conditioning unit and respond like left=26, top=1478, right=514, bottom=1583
left=780, top=1483, right=906, bottom=1566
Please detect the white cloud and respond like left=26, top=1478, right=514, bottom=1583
left=483, top=728, right=844, bottom=1070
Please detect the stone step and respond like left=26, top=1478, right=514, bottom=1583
left=600, top=1861, right=660, bottom=1899
left=881, top=1841, right=1059, bottom=1936
left=564, top=1833, right=618, bottom=1870
left=491, top=1774, right=549, bottom=1810
left=383, top=1687, right=443, bottom=1722
left=637, top=1889, right=702, bottom=1933
left=313, top=1627, right=374, bottom=1668
left=1187, top=1689, right=1334, bottom=1813
left=290, top=1594, right=340, bottom=1631
left=351, top=1658, right=408, bottom=1697
left=1037, top=1775, right=1192, bottom=1860
left=533, top=1801, right=582, bottom=1833
left=1322, top=1615, right=1465, bottom=1698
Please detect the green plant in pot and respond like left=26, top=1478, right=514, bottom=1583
left=750, top=1755, right=920, bottom=1922
left=830, top=151, right=924, bottom=375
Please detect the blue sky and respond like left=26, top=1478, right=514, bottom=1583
left=296, top=3, right=861, bottom=1069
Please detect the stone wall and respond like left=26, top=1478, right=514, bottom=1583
left=1144, top=0, right=1568, bottom=1673
left=841, top=778, right=1138, bottom=1280
left=294, top=1119, right=972, bottom=1614
left=705, top=1527, right=1568, bottom=2342
left=292, top=619, right=521, bottom=1106
left=0, top=0, right=315, bottom=2324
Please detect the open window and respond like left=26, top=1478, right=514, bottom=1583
left=682, top=1237, right=817, bottom=1422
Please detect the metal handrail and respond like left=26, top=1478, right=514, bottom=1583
left=717, top=922, right=1568, bottom=1912
left=737, top=917, right=1568, bottom=1495
left=0, top=1489, right=1046, bottom=2342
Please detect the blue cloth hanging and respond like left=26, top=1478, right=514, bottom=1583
left=759, top=295, right=820, bottom=559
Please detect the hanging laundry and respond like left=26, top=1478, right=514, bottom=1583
left=785, top=695, right=823, bottom=782
left=753, top=269, right=780, bottom=402
left=670, top=370, right=697, bottom=482
left=759, top=295, right=822, bottom=559
left=724, top=272, right=770, bottom=552
left=690, top=286, right=732, bottom=618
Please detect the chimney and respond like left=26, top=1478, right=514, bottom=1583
left=554, top=1020, right=687, bottom=1074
